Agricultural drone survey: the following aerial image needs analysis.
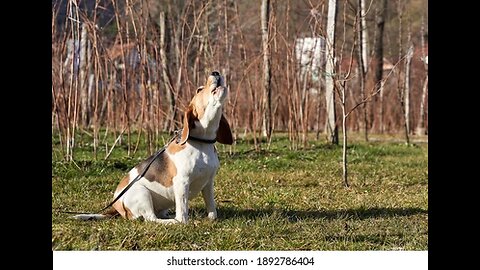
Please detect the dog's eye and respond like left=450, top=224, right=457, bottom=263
left=196, top=86, right=204, bottom=93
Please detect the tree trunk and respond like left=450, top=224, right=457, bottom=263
left=396, top=0, right=409, bottom=145
left=379, top=79, right=386, bottom=133
left=357, top=0, right=368, bottom=142
left=417, top=75, right=428, bottom=135
left=404, top=42, right=413, bottom=144
left=172, top=2, right=189, bottom=131
left=159, top=11, right=176, bottom=132
left=374, top=0, right=387, bottom=133
left=325, top=0, right=338, bottom=145
left=359, top=0, right=368, bottom=73
left=416, top=17, right=428, bottom=135
left=341, top=82, right=349, bottom=188
left=261, top=0, right=272, bottom=141
left=79, top=23, right=89, bottom=127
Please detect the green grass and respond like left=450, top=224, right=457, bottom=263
left=52, top=132, right=428, bottom=250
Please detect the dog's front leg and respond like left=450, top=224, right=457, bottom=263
left=173, top=177, right=190, bottom=224
left=201, top=176, right=217, bottom=220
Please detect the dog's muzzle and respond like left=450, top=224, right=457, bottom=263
left=211, top=71, right=222, bottom=89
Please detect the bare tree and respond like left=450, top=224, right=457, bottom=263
left=79, top=23, right=90, bottom=127
left=417, top=73, right=427, bottom=134
left=403, top=35, right=413, bottom=144
left=395, top=0, right=410, bottom=145
left=356, top=0, right=369, bottom=141
left=338, top=54, right=402, bottom=187
left=373, top=0, right=387, bottom=133
left=336, top=0, right=403, bottom=187
left=159, top=11, right=176, bottom=133
left=416, top=16, right=428, bottom=135
left=261, top=0, right=272, bottom=142
left=65, top=0, right=82, bottom=161
left=325, top=0, right=339, bottom=145
left=359, top=0, right=368, bottom=72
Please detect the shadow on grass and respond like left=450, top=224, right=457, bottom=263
left=215, top=206, right=428, bottom=222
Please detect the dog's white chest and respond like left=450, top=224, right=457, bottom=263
left=176, top=144, right=219, bottom=201
left=174, top=143, right=219, bottom=184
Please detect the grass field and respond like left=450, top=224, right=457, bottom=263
left=52, top=132, right=428, bottom=250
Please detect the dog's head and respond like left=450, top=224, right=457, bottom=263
left=179, top=71, right=233, bottom=145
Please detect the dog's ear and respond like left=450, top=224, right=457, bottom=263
left=179, top=106, right=196, bottom=145
left=216, top=114, right=233, bottom=145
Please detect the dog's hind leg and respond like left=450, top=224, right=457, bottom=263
left=123, top=185, right=179, bottom=224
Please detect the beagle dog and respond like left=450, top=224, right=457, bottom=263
left=75, top=71, right=233, bottom=224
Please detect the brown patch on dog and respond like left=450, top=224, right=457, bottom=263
left=179, top=105, right=197, bottom=145
left=122, top=203, right=134, bottom=220
left=112, top=200, right=133, bottom=219
left=190, top=97, right=205, bottom=121
left=103, top=206, right=120, bottom=218
left=135, top=151, right=177, bottom=187
left=111, top=175, right=131, bottom=219
left=115, top=175, right=130, bottom=194
left=167, top=141, right=186, bottom=154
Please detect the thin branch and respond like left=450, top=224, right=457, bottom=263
left=345, top=54, right=406, bottom=118
left=104, top=126, right=127, bottom=160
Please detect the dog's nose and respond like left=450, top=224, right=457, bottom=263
left=211, top=71, right=220, bottom=77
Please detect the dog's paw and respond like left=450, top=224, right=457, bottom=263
left=156, top=218, right=183, bottom=225
left=207, top=211, right=217, bottom=220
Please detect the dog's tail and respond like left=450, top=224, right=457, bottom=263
left=72, top=207, right=119, bottom=221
